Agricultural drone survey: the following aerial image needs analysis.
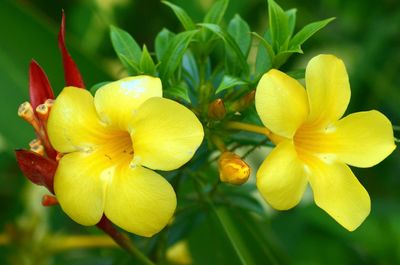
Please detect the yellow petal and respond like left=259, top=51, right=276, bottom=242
left=256, top=140, right=308, bottom=210
left=104, top=166, right=176, bottom=237
left=131, top=97, right=204, bottom=171
left=306, top=54, right=350, bottom=127
left=54, top=151, right=110, bottom=226
left=330, top=110, right=396, bottom=167
left=307, top=158, right=370, bottom=231
left=256, top=69, right=309, bottom=138
left=47, top=87, right=110, bottom=153
left=94, top=76, right=162, bottom=130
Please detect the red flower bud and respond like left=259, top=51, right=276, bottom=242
left=42, top=194, right=59, bottom=206
left=208, top=99, right=226, bottom=120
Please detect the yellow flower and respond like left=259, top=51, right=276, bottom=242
left=255, top=54, right=396, bottom=231
left=47, top=76, right=204, bottom=237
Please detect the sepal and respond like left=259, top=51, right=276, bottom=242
left=58, top=10, right=85, bottom=88
left=29, top=60, right=54, bottom=109
left=15, top=149, right=57, bottom=193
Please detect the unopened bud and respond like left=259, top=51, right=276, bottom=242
left=18, top=102, right=41, bottom=132
left=166, top=241, right=192, bottom=265
left=230, top=90, right=255, bottom=112
left=208, top=99, right=226, bottom=120
left=45, top=99, right=55, bottom=107
left=30, top=144, right=45, bottom=156
left=29, top=139, right=45, bottom=156
left=36, top=99, right=54, bottom=124
left=29, top=139, right=42, bottom=148
left=218, top=152, right=250, bottom=185
left=36, top=103, right=49, bottom=122
left=42, top=194, right=59, bottom=206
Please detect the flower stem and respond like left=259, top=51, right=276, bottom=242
left=225, top=121, right=285, bottom=145
left=211, top=135, right=227, bottom=152
left=226, top=121, right=271, bottom=136
left=393, top=125, right=400, bottom=131
left=49, top=235, right=117, bottom=252
left=96, top=216, right=155, bottom=265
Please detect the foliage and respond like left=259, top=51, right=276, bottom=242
left=1, top=0, right=400, bottom=264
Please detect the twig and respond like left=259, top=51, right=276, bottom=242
left=96, top=216, right=155, bottom=265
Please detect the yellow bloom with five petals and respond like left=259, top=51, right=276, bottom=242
left=47, top=76, right=204, bottom=237
left=255, top=54, right=396, bottom=231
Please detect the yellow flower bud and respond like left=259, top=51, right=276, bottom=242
left=218, top=152, right=250, bottom=185
left=208, top=98, right=226, bottom=120
left=166, top=241, right=192, bottom=265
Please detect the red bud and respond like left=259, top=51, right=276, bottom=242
left=42, top=194, right=59, bottom=206
left=208, top=99, right=226, bottom=120
left=29, top=60, right=54, bottom=110
left=58, top=10, right=85, bottom=88
left=15, top=149, right=57, bottom=193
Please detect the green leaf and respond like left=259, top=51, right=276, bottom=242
left=285, top=8, right=297, bottom=38
left=90, top=81, right=110, bottom=95
left=253, top=31, right=274, bottom=75
left=272, top=46, right=303, bottom=68
left=119, top=53, right=141, bottom=74
left=268, top=0, right=289, bottom=51
left=252, top=32, right=274, bottom=60
left=228, top=14, right=251, bottom=56
left=255, top=46, right=271, bottom=76
left=289, top=17, right=335, bottom=50
left=155, top=28, right=175, bottom=61
left=199, top=23, right=248, bottom=72
left=159, top=30, right=198, bottom=81
left=140, top=44, right=156, bottom=75
left=213, top=207, right=259, bottom=265
left=204, top=0, right=229, bottom=25
left=164, top=83, right=191, bottom=103
left=162, top=1, right=196, bottom=31
left=216, top=75, right=247, bottom=94
left=110, top=25, right=142, bottom=70
left=182, top=50, right=199, bottom=88
left=287, top=69, right=305, bottom=79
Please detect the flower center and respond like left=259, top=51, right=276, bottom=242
left=293, top=123, right=334, bottom=163
left=97, top=130, right=134, bottom=168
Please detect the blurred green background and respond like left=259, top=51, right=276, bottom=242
left=0, top=0, right=399, bottom=264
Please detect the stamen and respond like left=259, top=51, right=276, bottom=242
left=130, top=156, right=141, bottom=168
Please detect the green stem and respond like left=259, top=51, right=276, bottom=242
left=211, top=135, right=227, bottom=152
left=96, top=216, right=155, bottom=265
left=49, top=235, right=117, bottom=252
left=242, top=139, right=269, bottom=159
left=225, top=121, right=272, bottom=136
left=393, top=125, right=400, bottom=131
left=225, top=121, right=286, bottom=144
